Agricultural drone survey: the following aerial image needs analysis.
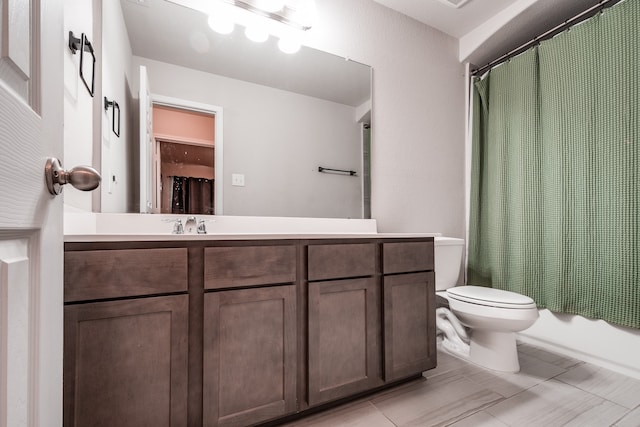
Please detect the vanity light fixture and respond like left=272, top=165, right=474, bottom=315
left=208, top=14, right=235, bottom=34
left=207, top=0, right=239, bottom=34
left=277, top=36, right=301, bottom=54
left=168, top=0, right=315, bottom=53
left=253, top=0, right=286, bottom=13
left=244, top=19, right=270, bottom=42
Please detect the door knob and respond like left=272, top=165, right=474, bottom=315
left=45, top=157, right=101, bottom=195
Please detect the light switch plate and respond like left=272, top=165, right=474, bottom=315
left=231, top=173, right=245, bottom=186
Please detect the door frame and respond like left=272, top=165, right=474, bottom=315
left=152, top=95, right=224, bottom=215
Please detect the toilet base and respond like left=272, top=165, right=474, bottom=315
left=469, top=330, right=520, bottom=373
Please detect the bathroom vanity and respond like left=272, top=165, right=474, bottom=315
left=63, top=234, right=436, bottom=426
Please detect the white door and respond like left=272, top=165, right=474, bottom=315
left=139, top=65, right=155, bottom=213
left=0, top=0, right=64, bottom=425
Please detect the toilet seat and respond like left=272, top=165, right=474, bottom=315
left=446, top=286, right=536, bottom=309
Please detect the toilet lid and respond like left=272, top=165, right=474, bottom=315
left=446, top=286, right=536, bottom=309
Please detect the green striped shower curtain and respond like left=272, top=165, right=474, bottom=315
left=467, top=0, right=639, bottom=328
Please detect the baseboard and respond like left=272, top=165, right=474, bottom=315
left=518, top=333, right=640, bottom=381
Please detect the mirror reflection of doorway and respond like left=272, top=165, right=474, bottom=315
left=152, top=105, right=215, bottom=214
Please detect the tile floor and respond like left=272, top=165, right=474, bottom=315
left=282, top=342, right=640, bottom=427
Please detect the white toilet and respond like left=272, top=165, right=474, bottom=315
left=434, top=237, right=539, bottom=372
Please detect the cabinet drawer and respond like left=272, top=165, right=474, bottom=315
left=307, top=243, right=376, bottom=281
left=204, top=245, right=296, bottom=289
left=64, top=248, right=188, bottom=302
left=383, top=241, right=434, bottom=274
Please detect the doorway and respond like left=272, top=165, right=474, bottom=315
left=153, top=105, right=214, bottom=214
left=149, top=96, right=224, bottom=215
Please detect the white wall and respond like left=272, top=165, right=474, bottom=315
left=63, top=0, right=95, bottom=210
left=304, top=0, right=466, bottom=236
left=133, top=57, right=363, bottom=218
left=100, top=0, right=133, bottom=213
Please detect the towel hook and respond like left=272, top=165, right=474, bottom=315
left=104, top=97, right=121, bottom=137
left=68, top=31, right=96, bottom=97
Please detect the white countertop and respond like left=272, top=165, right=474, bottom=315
left=63, top=212, right=440, bottom=242
left=64, top=232, right=439, bottom=243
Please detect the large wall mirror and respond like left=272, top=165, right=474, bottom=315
left=99, top=0, right=372, bottom=219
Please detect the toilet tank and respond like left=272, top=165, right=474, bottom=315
left=434, top=237, right=465, bottom=291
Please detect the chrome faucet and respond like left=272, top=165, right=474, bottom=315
left=170, top=216, right=207, bottom=234
left=172, top=219, right=184, bottom=234
left=185, top=216, right=197, bottom=233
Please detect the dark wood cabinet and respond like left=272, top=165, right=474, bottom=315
left=307, top=243, right=376, bottom=281
left=64, top=248, right=188, bottom=302
left=382, top=242, right=437, bottom=381
left=383, top=272, right=436, bottom=381
left=63, top=247, right=190, bottom=427
left=306, top=242, right=382, bottom=406
left=64, top=236, right=435, bottom=426
left=63, top=295, right=189, bottom=427
left=204, top=245, right=296, bottom=290
left=383, top=241, right=434, bottom=274
left=203, top=285, right=297, bottom=427
left=307, top=277, right=382, bottom=405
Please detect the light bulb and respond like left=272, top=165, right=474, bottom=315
left=278, top=37, right=300, bottom=54
left=208, top=14, right=234, bottom=34
left=245, top=25, right=269, bottom=43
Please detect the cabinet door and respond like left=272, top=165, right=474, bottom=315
left=203, top=286, right=297, bottom=427
left=384, top=272, right=436, bottom=381
left=64, top=295, right=189, bottom=426
left=308, top=278, right=381, bottom=406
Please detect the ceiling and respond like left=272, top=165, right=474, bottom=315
left=373, top=0, right=608, bottom=66
left=373, top=0, right=519, bottom=38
